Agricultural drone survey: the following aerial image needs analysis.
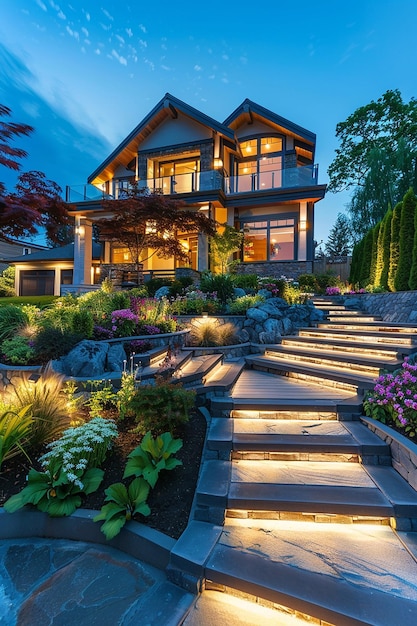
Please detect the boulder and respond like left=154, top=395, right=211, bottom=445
left=107, top=343, right=127, bottom=372
left=246, top=307, right=269, bottom=323
left=258, top=302, right=283, bottom=318
left=257, top=289, right=272, bottom=299
left=59, top=340, right=109, bottom=377
left=155, top=286, right=171, bottom=299
left=264, top=317, right=283, bottom=339
left=233, top=287, right=246, bottom=298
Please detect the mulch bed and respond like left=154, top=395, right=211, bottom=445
left=0, top=409, right=207, bottom=540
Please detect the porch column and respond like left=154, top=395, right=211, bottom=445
left=298, top=201, right=308, bottom=261
left=73, top=216, right=93, bottom=285
left=197, top=233, right=209, bottom=271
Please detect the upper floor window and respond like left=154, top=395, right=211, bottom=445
left=236, top=135, right=284, bottom=192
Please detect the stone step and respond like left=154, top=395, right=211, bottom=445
left=318, top=320, right=417, bottom=334
left=174, top=353, right=224, bottom=386
left=298, top=327, right=417, bottom=350
left=203, top=519, right=417, bottom=626
left=195, top=359, right=246, bottom=394
left=281, top=335, right=402, bottom=359
left=207, top=418, right=391, bottom=463
left=245, top=355, right=375, bottom=394
left=326, top=315, right=382, bottom=322
left=196, top=459, right=417, bottom=523
left=264, top=345, right=399, bottom=374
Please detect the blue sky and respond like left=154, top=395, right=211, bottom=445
left=1, top=0, right=417, bottom=247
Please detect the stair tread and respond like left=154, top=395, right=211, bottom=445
left=205, top=520, right=417, bottom=626
left=265, top=345, right=400, bottom=368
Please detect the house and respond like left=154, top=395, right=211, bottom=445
left=7, top=242, right=102, bottom=296
left=0, top=238, right=48, bottom=273
left=11, top=94, right=326, bottom=295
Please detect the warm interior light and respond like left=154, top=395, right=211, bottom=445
left=246, top=145, right=252, bottom=153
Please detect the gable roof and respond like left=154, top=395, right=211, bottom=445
left=88, top=93, right=235, bottom=186
left=4, top=242, right=102, bottom=263
left=223, top=98, right=316, bottom=146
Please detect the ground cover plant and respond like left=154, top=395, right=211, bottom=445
left=0, top=373, right=205, bottom=539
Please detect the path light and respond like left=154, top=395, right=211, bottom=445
left=202, top=311, right=208, bottom=318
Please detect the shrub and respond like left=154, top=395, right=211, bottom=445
left=110, top=309, right=139, bottom=338
left=0, top=266, right=16, bottom=297
left=229, top=294, right=265, bottom=314
left=129, top=381, right=195, bottom=434
left=93, top=478, right=150, bottom=540
left=215, top=322, right=240, bottom=346
left=199, top=272, right=235, bottom=305
left=189, top=320, right=239, bottom=346
left=1, top=336, right=35, bottom=365
left=230, top=273, right=259, bottom=290
left=33, top=327, right=83, bottom=363
left=145, top=278, right=172, bottom=297
left=297, top=273, right=319, bottom=292
left=72, top=309, right=94, bottom=338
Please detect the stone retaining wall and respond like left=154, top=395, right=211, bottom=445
left=339, top=292, right=417, bottom=324
left=361, top=417, right=417, bottom=503
left=0, top=364, right=42, bottom=393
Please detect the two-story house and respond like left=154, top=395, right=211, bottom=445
left=11, top=94, right=326, bottom=295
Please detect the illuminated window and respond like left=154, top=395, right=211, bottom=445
left=237, top=135, right=284, bottom=191
left=242, top=218, right=295, bottom=262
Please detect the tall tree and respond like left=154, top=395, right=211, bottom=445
left=328, top=90, right=417, bottom=240
left=388, top=201, right=403, bottom=291
left=0, top=105, right=69, bottom=243
left=395, top=188, right=416, bottom=291
left=324, top=213, right=353, bottom=257
left=97, top=190, right=216, bottom=281
left=379, top=208, right=393, bottom=290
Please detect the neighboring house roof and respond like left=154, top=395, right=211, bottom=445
left=88, top=93, right=235, bottom=186
left=4, top=242, right=102, bottom=263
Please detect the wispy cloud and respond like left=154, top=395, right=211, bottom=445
left=194, top=65, right=202, bottom=71
left=145, top=59, right=155, bottom=70
left=126, top=28, right=133, bottom=38
left=35, top=0, right=47, bottom=11
left=116, top=34, right=125, bottom=44
left=111, top=49, right=127, bottom=65
left=81, top=27, right=89, bottom=37
left=139, top=24, right=147, bottom=34
left=66, top=26, right=80, bottom=41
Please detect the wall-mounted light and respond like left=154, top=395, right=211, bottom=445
left=299, top=220, right=307, bottom=232
left=75, top=225, right=85, bottom=236
left=213, top=158, right=223, bottom=169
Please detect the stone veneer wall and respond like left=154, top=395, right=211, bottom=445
left=235, top=260, right=313, bottom=280
left=340, top=292, right=417, bottom=324
left=0, top=364, right=42, bottom=393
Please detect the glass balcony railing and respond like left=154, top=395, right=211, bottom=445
left=66, top=165, right=319, bottom=202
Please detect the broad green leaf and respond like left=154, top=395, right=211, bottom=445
left=99, top=515, right=127, bottom=540
left=46, top=494, right=82, bottom=517
left=165, top=458, right=182, bottom=471
left=133, top=502, right=151, bottom=517
left=83, top=468, right=104, bottom=495
left=104, top=482, right=129, bottom=504
left=128, top=477, right=150, bottom=504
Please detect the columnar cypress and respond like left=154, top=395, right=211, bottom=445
left=359, top=228, right=374, bottom=287
left=369, top=222, right=380, bottom=287
left=408, top=196, right=417, bottom=290
left=374, top=216, right=385, bottom=288
left=394, top=189, right=416, bottom=291
left=388, top=201, right=403, bottom=291
left=349, top=240, right=362, bottom=285
left=380, top=208, right=393, bottom=290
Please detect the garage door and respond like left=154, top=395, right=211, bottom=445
left=20, top=270, right=55, bottom=296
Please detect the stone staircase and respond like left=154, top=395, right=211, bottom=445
left=169, top=298, right=417, bottom=626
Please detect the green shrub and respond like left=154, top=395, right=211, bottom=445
left=0, top=266, right=16, bottom=297
left=229, top=294, right=265, bottom=314
left=230, top=273, right=259, bottom=290
left=33, top=327, right=83, bottom=363
left=145, top=278, right=172, bottom=297
left=199, top=272, right=235, bottom=304
left=72, top=309, right=94, bottom=338
left=297, top=274, right=319, bottom=292
left=1, top=336, right=35, bottom=365
left=129, top=381, right=195, bottom=434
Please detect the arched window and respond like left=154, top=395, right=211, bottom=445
left=237, top=135, right=284, bottom=192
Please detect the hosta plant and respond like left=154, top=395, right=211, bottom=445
left=93, top=478, right=150, bottom=540
left=123, top=431, right=183, bottom=488
left=4, top=417, right=118, bottom=517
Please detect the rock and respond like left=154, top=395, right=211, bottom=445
left=154, top=286, right=171, bottom=299
left=246, top=307, right=269, bottom=323
left=259, top=331, right=277, bottom=344
left=237, top=328, right=250, bottom=343
left=60, top=340, right=109, bottom=377
left=107, top=343, right=127, bottom=372
left=264, top=317, right=283, bottom=338
left=258, top=302, right=283, bottom=318
left=233, top=287, right=246, bottom=298
left=281, top=317, right=294, bottom=334
left=257, top=289, right=272, bottom=299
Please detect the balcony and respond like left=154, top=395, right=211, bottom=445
left=66, top=165, right=319, bottom=203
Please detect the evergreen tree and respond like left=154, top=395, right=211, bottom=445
left=395, top=189, right=416, bottom=291
left=359, top=229, right=374, bottom=287
left=349, top=240, right=361, bottom=285
left=388, top=201, right=403, bottom=291
left=325, top=213, right=353, bottom=257
left=380, top=208, right=393, bottom=290
left=369, top=222, right=380, bottom=287
left=409, top=193, right=417, bottom=289
left=374, top=215, right=386, bottom=287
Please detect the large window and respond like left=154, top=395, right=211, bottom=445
left=242, top=218, right=295, bottom=262
left=236, top=136, right=283, bottom=192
